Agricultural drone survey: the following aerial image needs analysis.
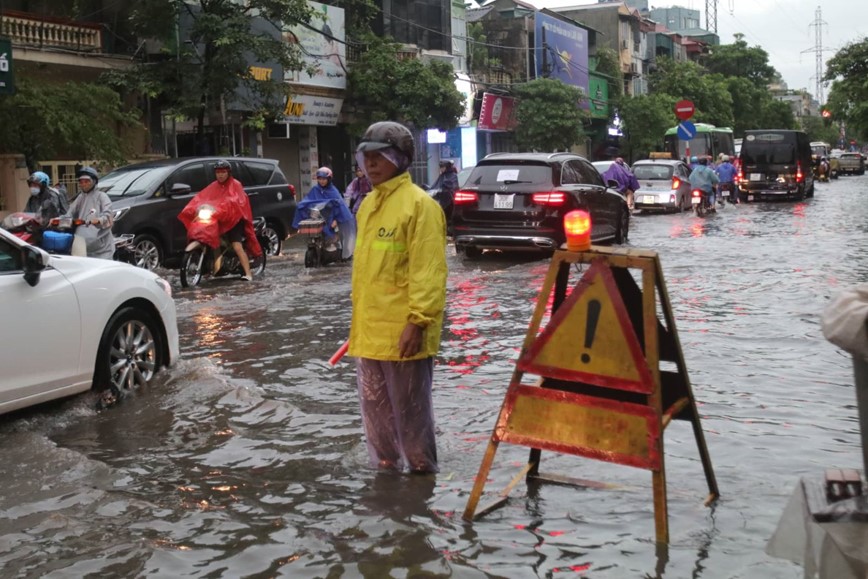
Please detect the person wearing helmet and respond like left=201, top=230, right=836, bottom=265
left=688, top=156, right=720, bottom=207
left=429, top=159, right=459, bottom=224
left=714, top=154, right=738, bottom=204
left=24, top=171, right=65, bottom=225
left=60, top=166, right=115, bottom=259
left=292, top=166, right=355, bottom=254
left=349, top=121, right=447, bottom=474
left=179, top=160, right=262, bottom=280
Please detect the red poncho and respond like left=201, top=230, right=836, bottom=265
left=178, top=177, right=263, bottom=258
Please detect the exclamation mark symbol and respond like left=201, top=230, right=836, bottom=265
left=581, top=299, right=601, bottom=364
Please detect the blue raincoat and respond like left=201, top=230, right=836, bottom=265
left=293, top=182, right=356, bottom=259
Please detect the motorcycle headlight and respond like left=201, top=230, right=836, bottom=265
left=112, top=207, right=130, bottom=222
left=197, top=204, right=216, bottom=222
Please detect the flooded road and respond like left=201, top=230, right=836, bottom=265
left=1, top=176, right=866, bottom=577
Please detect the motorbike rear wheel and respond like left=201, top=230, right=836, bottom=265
left=251, top=239, right=267, bottom=276
left=304, top=246, right=320, bottom=268
left=694, top=201, right=706, bottom=218
left=181, top=247, right=206, bottom=288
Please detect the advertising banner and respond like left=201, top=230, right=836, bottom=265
left=589, top=74, right=609, bottom=119
left=283, top=94, right=343, bottom=126
left=477, top=93, right=518, bottom=131
left=534, top=13, right=589, bottom=103
left=283, top=1, right=346, bottom=90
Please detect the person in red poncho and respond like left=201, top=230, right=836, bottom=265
left=178, top=160, right=262, bottom=281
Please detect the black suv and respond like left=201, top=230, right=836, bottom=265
left=100, top=157, right=296, bottom=269
left=738, top=130, right=814, bottom=201
left=452, top=152, right=629, bottom=258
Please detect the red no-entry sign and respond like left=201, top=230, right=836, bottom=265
left=674, top=100, right=695, bottom=121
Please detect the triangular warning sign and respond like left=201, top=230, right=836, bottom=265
left=517, top=260, right=654, bottom=394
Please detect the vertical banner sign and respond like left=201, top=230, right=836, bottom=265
left=0, top=38, right=15, bottom=96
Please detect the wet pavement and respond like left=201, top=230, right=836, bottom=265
left=1, top=176, right=866, bottom=578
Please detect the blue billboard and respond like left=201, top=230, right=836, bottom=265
left=534, top=13, right=589, bottom=100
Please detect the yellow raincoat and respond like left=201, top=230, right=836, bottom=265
left=349, top=172, right=447, bottom=361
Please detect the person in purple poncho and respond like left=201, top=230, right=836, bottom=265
left=601, top=157, right=640, bottom=211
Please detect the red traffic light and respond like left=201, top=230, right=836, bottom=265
left=564, top=210, right=591, bottom=251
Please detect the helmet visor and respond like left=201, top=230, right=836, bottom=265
left=356, top=139, right=395, bottom=153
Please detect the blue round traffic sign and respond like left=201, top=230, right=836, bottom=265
left=676, top=120, right=697, bottom=141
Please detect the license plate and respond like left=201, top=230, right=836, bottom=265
left=750, top=173, right=763, bottom=181
left=494, top=194, right=514, bottom=209
left=642, top=195, right=655, bottom=203
left=748, top=195, right=754, bottom=201
left=691, top=197, right=701, bottom=204
left=722, top=190, right=730, bottom=197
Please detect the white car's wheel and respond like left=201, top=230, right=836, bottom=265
left=94, top=307, right=164, bottom=394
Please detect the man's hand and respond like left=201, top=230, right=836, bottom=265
left=398, top=323, right=424, bottom=358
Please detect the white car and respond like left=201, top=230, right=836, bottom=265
left=0, top=227, right=179, bottom=415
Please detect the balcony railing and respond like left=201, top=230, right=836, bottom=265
left=0, top=10, right=102, bottom=52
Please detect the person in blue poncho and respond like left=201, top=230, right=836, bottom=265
left=292, top=167, right=356, bottom=259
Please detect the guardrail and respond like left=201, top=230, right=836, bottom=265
left=0, top=11, right=102, bottom=52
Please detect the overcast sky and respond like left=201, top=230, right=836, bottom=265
left=526, top=0, right=868, bottom=104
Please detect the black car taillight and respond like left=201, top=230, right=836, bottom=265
left=531, top=191, right=567, bottom=207
left=454, top=190, right=478, bottom=205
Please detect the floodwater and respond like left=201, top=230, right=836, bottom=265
left=1, top=177, right=866, bottom=578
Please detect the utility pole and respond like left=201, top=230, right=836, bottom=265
left=803, top=6, right=829, bottom=105
left=705, top=0, right=718, bottom=33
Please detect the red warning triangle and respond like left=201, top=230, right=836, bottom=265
left=517, top=260, right=654, bottom=393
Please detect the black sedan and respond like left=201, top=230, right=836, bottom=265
left=451, top=152, right=629, bottom=258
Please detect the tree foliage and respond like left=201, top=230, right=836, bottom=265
left=649, top=58, right=734, bottom=128
left=824, top=38, right=868, bottom=141
left=107, top=0, right=313, bottom=143
left=618, top=93, right=677, bottom=161
left=800, top=114, right=839, bottom=144
left=345, top=35, right=465, bottom=134
left=594, top=47, right=623, bottom=105
left=704, top=34, right=776, bottom=87
left=512, top=78, right=586, bottom=151
left=0, top=78, right=139, bottom=171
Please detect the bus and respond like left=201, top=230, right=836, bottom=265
left=663, top=123, right=735, bottom=161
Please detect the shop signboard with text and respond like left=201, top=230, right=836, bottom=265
left=0, top=38, right=15, bottom=95
left=283, top=94, right=343, bottom=126
left=477, top=93, right=518, bottom=131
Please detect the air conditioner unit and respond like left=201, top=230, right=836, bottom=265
left=266, top=122, right=291, bottom=139
left=621, top=39, right=629, bottom=50
left=630, top=62, right=639, bottom=74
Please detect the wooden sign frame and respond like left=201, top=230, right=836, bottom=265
left=462, top=246, right=719, bottom=544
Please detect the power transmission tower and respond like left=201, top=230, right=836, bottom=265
left=705, top=0, right=718, bottom=33
left=806, top=6, right=828, bottom=105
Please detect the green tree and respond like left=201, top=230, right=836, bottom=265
left=618, top=93, right=677, bottom=161
left=824, top=38, right=868, bottom=141
left=108, top=0, right=313, bottom=150
left=649, top=58, right=734, bottom=128
left=0, top=78, right=138, bottom=171
left=345, top=35, right=465, bottom=133
left=800, top=115, right=839, bottom=144
left=704, top=34, right=776, bottom=87
left=511, top=78, right=586, bottom=151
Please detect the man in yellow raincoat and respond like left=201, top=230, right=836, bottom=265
left=349, top=121, right=448, bottom=474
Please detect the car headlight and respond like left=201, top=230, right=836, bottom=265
left=112, top=207, right=130, bottom=221
left=155, top=277, right=172, bottom=298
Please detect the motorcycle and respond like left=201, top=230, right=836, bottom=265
left=718, top=182, right=736, bottom=206
left=296, top=199, right=355, bottom=268
left=691, top=188, right=716, bottom=217
left=816, top=159, right=831, bottom=182
left=180, top=204, right=267, bottom=288
left=1, top=212, right=42, bottom=245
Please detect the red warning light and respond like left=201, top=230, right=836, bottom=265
left=821, top=109, right=832, bottom=118
left=564, top=210, right=591, bottom=251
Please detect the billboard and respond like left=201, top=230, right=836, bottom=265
left=477, top=93, right=518, bottom=131
left=589, top=73, right=609, bottom=120
left=534, top=13, right=589, bottom=99
left=283, top=1, right=346, bottom=90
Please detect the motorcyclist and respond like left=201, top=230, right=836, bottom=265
left=430, top=159, right=459, bottom=223
left=601, top=157, right=640, bottom=211
left=60, top=167, right=115, bottom=259
left=345, top=164, right=372, bottom=215
left=292, top=167, right=355, bottom=257
left=688, top=156, right=720, bottom=208
left=24, top=171, right=65, bottom=224
left=818, top=156, right=831, bottom=181
left=178, top=160, right=262, bottom=281
left=714, top=155, right=738, bottom=204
